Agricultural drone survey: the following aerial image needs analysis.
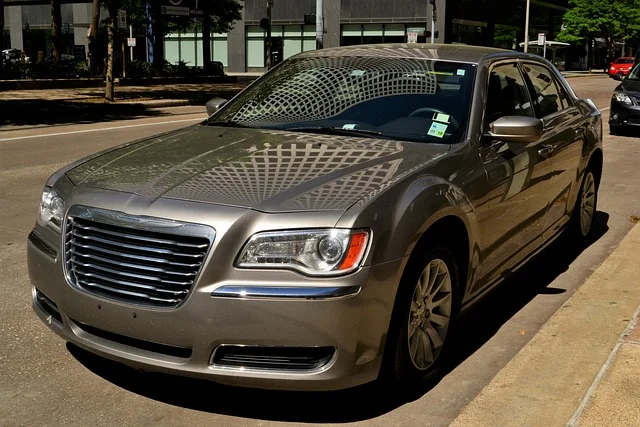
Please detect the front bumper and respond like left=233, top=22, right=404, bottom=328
left=609, top=101, right=640, bottom=128
left=28, top=229, right=405, bottom=391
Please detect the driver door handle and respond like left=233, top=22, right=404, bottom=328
left=538, top=144, right=556, bottom=158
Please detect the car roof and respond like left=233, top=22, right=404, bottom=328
left=294, top=43, right=542, bottom=64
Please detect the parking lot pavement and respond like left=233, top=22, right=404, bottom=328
left=1, top=76, right=640, bottom=427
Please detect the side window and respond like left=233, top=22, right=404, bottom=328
left=485, top=63, right=534, bottom=129
left=521, top=63, right=568, bottom=118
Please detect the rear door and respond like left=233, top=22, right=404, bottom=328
left=520, top=61, right=583, bottom=239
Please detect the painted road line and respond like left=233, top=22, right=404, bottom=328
left=0, top=117, right=205, bottom=143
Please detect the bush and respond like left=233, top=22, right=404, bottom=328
left=127, top=60, right=155, bottom=78
left=0, top=58, right=224, bottom=80
left=0, top=58, right=95, bottom=80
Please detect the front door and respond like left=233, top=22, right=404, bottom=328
left=520, top=62, right=584, bottom=239
left=476, top=62, right=555, bottom=290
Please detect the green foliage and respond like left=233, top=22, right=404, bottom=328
left=164, top=0, right=243, bottom=35
left=558, top=0, right=640, bottom=45
left=0, top=59, right=96, bottom=80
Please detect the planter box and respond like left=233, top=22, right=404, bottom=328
left=0, top=75, right=239, bottom=91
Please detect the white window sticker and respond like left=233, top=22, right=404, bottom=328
left=350, top=70, right=366, bottom=77
left=342, top=124, right=357, bottom=130
left=433, top=113, right=451, bottom=124
left=457, top=69, right=466, bottom=76
left=427, top=122, right=448, bottom=138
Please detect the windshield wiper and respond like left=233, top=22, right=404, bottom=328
left=207, top=120, right=253, bottom=128
left=285, top=126, right=385, bottom=139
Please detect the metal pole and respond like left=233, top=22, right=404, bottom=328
left=431, top=1, right=436, bottom=44
left=524, top=0, right=530, bottom=52
left=316, top=0, right=323, bottom=49
left=266, top=0, right=272, bottom=69
left=129, top=25, right=133, bottom=61
left=543, top=37, right=547, bottom=59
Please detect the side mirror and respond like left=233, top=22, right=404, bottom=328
left=488, top=116, right=543, bottom=143
left=206, top=98, right=228, bottom=116
left=613, top=73, right=624, bottom=81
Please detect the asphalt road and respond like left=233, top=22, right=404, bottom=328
left=2, top=77, right=639, bottom=427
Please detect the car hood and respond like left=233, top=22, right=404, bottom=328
left=617, top=78, right=640, bottom=94
left=66, top=125, right=450, bottom=213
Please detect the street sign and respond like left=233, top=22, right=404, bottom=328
left=161, top=0, right=202, bottom=17
left=117, top=10, right=127, bottom=27
left=161, top=5, right=189, bottom=15
left=538, top=32, right=546, bottom=45
left=127, top=38, right=136, bottom=47
left=407, top=31, right=418, bottom=43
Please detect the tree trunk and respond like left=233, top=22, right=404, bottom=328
left=0, top=0, right=5, bottom=72
left=51, top=0, right=62, bottom=63
left=202, top=12, right=211, bottom=73
left=105, top=13, right=116, bottom=101
left=87, top=0, right=101, bottom=68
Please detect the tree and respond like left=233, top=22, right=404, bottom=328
left=0, top=0, right=5, bottom=70
left=103, top=0, right=122, bottom=101
left=51, top=0, right=63, bottom=62
left=559, top=0, right=640, bottom=54
left=87, top=0, right=101, bottom=69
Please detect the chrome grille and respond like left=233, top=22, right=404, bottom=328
left=64, top=206, right=214, bottom=308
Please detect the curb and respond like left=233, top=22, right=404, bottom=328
left=119, top=99, right=195, bottom=108
left=450, top=223, right=640, bottom=427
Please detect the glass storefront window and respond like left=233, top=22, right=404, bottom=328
left=247, top=26, right=265, bottom=68
left=385, top=24, right=406, bottom=43
left=363, top=24, right=383, bottom=45
left=164, top=32, right=228, bottom=67
left=165, top=39, right=179, bottom=64
left=341, top=24, right=361, bottom=46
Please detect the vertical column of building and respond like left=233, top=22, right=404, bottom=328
left=323, top=0, right=340, bottom=48
left=72, top=3, right=90, bottom=60
left=228, top=0, right=246, bottom=72
left=8, top=5, right=22, bottom=51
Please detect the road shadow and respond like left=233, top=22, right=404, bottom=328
left=0, top=100, right=165, bottom=128
left=610, top=126, right=640, bottom=138
left=0, top=85, right=245, bottom=129
left=67, top=211, right=610, bottom=423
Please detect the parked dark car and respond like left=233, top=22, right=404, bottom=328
left=609, top=57, right=636, bottom=79
left=609, top=61, right=640, bottom=134
left=29, top=44, right=603, bottom=391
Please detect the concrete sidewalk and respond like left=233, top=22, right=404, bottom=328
left=451, top=223, right=640, bottom=427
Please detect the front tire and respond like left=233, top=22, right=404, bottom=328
left=385, top=245, right=461, bottom=386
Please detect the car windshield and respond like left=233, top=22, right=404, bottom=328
left=616, top=58, right=635, bottom=64
left=627, top=63, right=640, bottom=80
left=208, top=56, right=476, bottom=144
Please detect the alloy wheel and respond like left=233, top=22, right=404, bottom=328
left=407, top=258, right=452, bottom=371
left=580, top=172, right=596, bottom=237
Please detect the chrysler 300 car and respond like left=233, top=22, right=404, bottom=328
left=28, top=44, right=602, bottom=391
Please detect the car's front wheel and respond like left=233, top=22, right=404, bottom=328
left=385, top=245, right=461, bottom=386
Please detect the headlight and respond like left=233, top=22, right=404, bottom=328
left=237, top=229, right=370, bottom=276
left=37, top=187, right=65, bottom=231
left=613, top=92, right=632, bottom=105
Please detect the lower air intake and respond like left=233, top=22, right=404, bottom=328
left=212, top=345, right=335, bottom=371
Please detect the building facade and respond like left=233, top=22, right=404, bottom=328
left=4, top=0, right=586, bottom=72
